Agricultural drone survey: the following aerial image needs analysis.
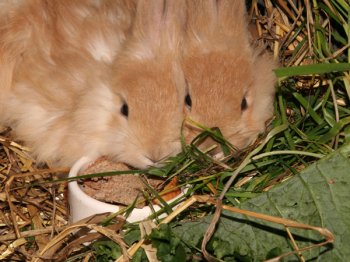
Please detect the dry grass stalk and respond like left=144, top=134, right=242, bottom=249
left=0, top=129, right=69, bottom=260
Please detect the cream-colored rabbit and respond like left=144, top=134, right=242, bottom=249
left=0, top=0, right=187, bottom=168
left=182, top=0, right=276, bottom=151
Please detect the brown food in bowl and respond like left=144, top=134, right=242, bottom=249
left=79, top=157, right=180, bottom=208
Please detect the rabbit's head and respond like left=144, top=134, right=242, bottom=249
left=182, top=0, right=276, bottom=151
left=94, top=0, right=187, bottom=168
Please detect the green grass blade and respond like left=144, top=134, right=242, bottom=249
left=292, top=92, right=324, bottom=125
left=319, top=116, right=350, bottom=143
left=274, top=63, right=350, bottom=78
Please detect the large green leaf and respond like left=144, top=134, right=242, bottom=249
left=173, top=143, right=350, bottom=261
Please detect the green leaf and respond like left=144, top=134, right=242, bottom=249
left=150, top=223, right=172, bottom=241
left=124, top=228, right=141, bottom=246
left=150, top=224, right=187, bottom=262
left=130, top=249, right=149, bottom=262
left=92, top=240, right=122, bottom=261
left=173, top=143, right=350, bottom=261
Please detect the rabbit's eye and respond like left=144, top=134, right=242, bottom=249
left=241, top=97, right=248, bottom=111
left=185, top=94, right=192, bottom=108
left=121, top=103, right=129, bottom=118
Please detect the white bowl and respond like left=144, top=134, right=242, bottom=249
left=68, top=156, right=185, bottom=223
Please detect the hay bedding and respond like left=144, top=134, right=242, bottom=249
left=0, top=129, right=174, bottom=261
left=0, top=128, right=70, bottom=261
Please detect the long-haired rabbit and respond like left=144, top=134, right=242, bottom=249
left=0, top=0, right=187, bottom=168
left=182, top=0, right=276, bottom=151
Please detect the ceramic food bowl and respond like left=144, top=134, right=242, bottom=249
left=68, top=156, right=185, bottom=223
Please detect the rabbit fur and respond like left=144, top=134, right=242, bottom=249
left=0, top=0, right=187, bottom=168
left=182, top=0, right=276, bottom=151
left=0, top=0, right=276, bottom=168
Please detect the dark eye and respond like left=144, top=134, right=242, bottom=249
left=120, top=102, right=129, bottom=118
left=241, top=97, right=248, bottom=111
left=185, top=94, right=192, bottom=108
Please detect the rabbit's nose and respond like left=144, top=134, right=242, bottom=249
left=145, top=155, right=157, bottom=165
left=145, top=150, right=164, bottom=166
left=146, top=152, right=167, bottom=166
left=146, top=145, right=180, bottom=167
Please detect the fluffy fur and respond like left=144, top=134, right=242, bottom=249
left=0, top=0, right=186, bottom=168
left=182, top=0, right=277, bottom=150
left=0, top=0, right=275, bottom=168
left=105, top=0, right=187, bottom=168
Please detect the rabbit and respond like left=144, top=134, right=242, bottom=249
left=101, top=0, right=187, bottom=168
left=181, top=0, right=277, bottom=152
left=0, top=0, right=187, bottom=169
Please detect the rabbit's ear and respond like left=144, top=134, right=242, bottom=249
left=0, top=57, right=16, bottom=112
left=185, top=0, right=218, bottom=44
left=160, top=0, right=186, bottom=51
left=132, top=0, right=163, bottom=52
left=131, top=0, right=185, bottom=59
left=0, top=32, right=26, bottom=113
left=186, top=0, right=249, bottom=48
left=0, top=4, right=31, bottom=113
left=217, top=0, right=248, bottom=37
